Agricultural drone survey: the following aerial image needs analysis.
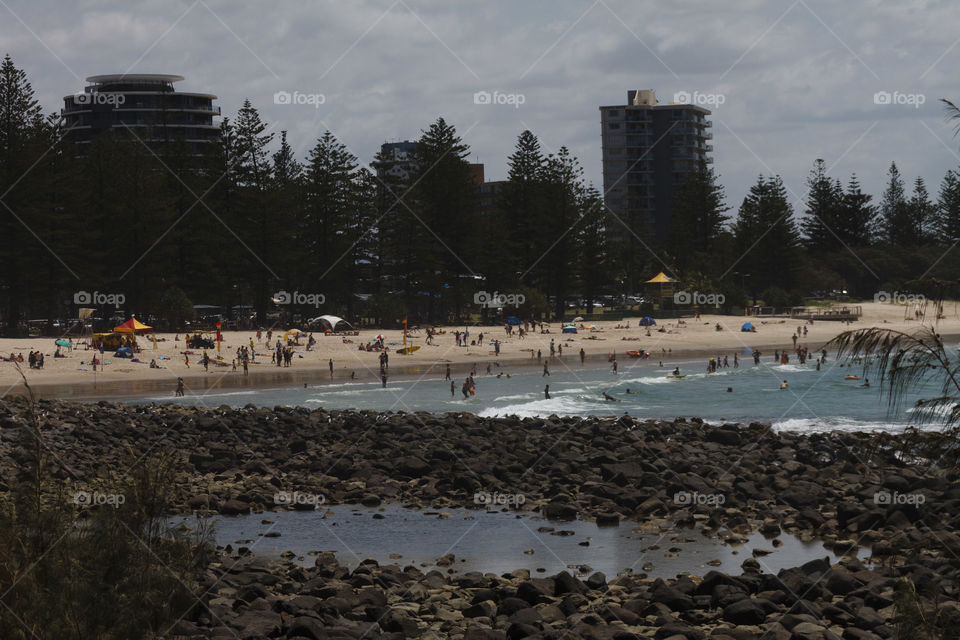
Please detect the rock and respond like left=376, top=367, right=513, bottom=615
left=553, top=571, right=587, bottom=595
left=595, top=513, right=620, bottom=526
left=219, top=499, right=251, bottom=516
left=722, top=597, right=776, bottom=625
left=463, top=600, right=497, bottom=619
left=651, top=583, right=694, bottom=611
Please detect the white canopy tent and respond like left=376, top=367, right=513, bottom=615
left=311, top=315, right=354, bottom=331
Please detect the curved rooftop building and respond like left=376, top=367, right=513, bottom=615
left=61, top=74, right=220, bottom=154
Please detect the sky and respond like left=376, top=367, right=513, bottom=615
left=2, top=0, right=960, bottom=213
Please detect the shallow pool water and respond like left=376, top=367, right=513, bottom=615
left=172, top=504, right=863, bottom=579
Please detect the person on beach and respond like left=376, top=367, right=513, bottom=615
left=544, top=385, right=550, bottom=399
left=580, top=348, right=585, bottom=365
left=329, top=358, right=334, bottom=378
left=612, top=360, right=618, bottom=374
left=537, top=349, right=542, bottom=361
left=381, top=371, right=388, bottom=388
left=445, top=364, right=451, bottom=380
left=184, top=354, right=189, bottom=368
left=243, top=358, right=249, bottom=376
left=175, top=378, right=185, bottom=397
left=543, top=362, right=550, bottom=376
left=450, top=380, right=455, bottom=397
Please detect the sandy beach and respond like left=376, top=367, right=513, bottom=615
left=1, top=301, right=956, bottom=400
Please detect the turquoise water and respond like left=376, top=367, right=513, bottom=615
left=143, top=353, right=945, bottom=432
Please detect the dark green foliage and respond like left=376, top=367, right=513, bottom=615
left=0, top=380, right=213, bottom=639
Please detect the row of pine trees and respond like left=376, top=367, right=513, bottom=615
left=1, top=53, right=960, bottom=331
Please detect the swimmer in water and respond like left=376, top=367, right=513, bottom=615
left=544, top=384, right=550, bottom=399
left=863, top=378, right=870, bottom=388
left=780, top=380, right=788, bottom=390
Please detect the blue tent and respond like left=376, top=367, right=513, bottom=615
left=639, top=316, right=656, bottom=326
left=741, top=322, right=754, bottom=332
left=562, top=325, right=578, bottom=334
left=506, top=316, right=521, bottom=326
left=114, top=347, right=133, bottom=358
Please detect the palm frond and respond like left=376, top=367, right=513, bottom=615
left=941, top=98, right=960, bottom=137
left=826, top=326, right=960, bottom=429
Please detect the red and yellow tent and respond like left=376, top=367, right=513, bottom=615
left=113, top=317, right=153, bottom=334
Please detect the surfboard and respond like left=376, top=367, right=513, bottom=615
left=396, top=345, right=420, bottom=355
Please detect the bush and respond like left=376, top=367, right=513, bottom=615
left=0, top=384, right=214, bottom=639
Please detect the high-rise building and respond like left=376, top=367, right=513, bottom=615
left=599, top=89, right=713, bottom=242
left=61, top=74, right=220, bottom=154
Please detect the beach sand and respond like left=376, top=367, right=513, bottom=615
left=0, top=301, right=955, bottom=400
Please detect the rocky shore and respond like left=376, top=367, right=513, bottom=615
left=1, top=399, right=959, bottom=637
left=168, top=548, right=960, bottom=639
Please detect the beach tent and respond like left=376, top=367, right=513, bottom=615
left=562, top=324, right=578, bottom=334
left=505, top=316, right=521, bottom=326
left=639, top=316, right=656, bottom=326
left=113, top=317, right=152, bottom=334
left=114, top=347, right=133, bottom=358
left=741, top=322, right=754, bottom=332
left=314, top=315, right=353, bottom=331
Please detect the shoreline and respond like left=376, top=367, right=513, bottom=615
left=8, top=335, right=953, bottom=403
left=1, top=302, right=957, bottom=403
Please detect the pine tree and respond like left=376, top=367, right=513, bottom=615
left=838, top=174, right=876, bottom=247
left=230, top=100, right=276, bottom=323
left=538, top=146, right=584, bottom=319
left=411, top=117, right=474, bottom=321
left=576, top=185, right=608, bottom=311
left=303, top=130, right=358, bottom=311
left=667, top=159, right=729, bottom=268
left=0, top=54, right=46, bottom=332
left=907, top=177, right=935, bottom=246
left=501, top=130, right=546, bottom=289
left=732, top=175, right=800, bottom=292
left=880, top=162, right=911, bottom=246
left=801, top=159, right=845, bottom=251
left=936, top=168, right=960, bottom=244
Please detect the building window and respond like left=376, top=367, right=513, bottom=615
left=607, top=110, right=619, bottom=117
left=608, top=123, right=620, bottom=129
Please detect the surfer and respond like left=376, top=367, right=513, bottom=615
left=625, top=388, right=637, bottom=394
left=673, top=367, right=680, bottom=376
left=602, top=392, right=619, bottom=402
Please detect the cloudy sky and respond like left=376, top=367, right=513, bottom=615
left=2, top=0, right=959, bottom=212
